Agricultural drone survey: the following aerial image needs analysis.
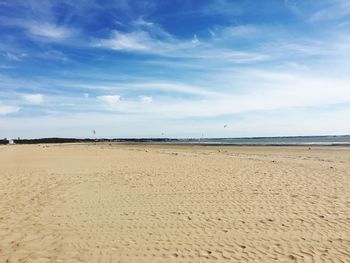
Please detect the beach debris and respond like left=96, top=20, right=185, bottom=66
left=145, top=149, right=149, bottom=152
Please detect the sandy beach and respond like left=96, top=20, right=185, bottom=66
left=0, top=143, right=350, bottom=262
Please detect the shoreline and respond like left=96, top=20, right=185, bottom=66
left=4, top=141, right=350, bottom=147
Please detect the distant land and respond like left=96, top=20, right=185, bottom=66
left=1, top=135, right=350, bottom=146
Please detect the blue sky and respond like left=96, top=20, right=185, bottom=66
left=0, top=0, right=350, bottom=138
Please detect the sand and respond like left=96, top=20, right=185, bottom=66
left=0, top=143, right=350, bottom=262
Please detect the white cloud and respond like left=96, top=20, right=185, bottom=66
left=92, top=19, right=270, bottom=63
left=95, top=31, right=150, bottom=51
left=93, top=19, right=201, bottom=56
left=0, top=15, right=73, bottom=41
left=27, top=22, right=72, bottom=40
left=4, top=2, right=339, bottom=65
left=94, top=29, right=267, bottom=62
left=139, top=96, right=153, bottom=103
left=94, top=28, right=196, bottom=56
left=97, top=95, right=121, bottom=105
left=132, top=17, right=154, bottom=27
left=4, top=52, right=27, bottom=61
left=310, top=0, right=350, bottom=22
left=84, top=70, right=350, bottom=118
left=0, top=105, right=20, bottom=115
left=23, top=94, right=44, bottom=104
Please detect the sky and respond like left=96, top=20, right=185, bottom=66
left=0, top=0, right=350, bottom=138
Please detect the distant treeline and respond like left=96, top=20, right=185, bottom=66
left=14, top=138, right=97, bottom=144
left=0, top=138, right=178, bottom=144
left=0, top=139, right=9, bottom=145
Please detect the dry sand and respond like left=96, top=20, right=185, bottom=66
left=0, top=143, right=350, bottom=262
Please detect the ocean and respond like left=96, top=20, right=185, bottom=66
left=175, top=135, right=350, bottom=146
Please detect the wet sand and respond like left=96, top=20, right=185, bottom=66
left=1, top=144, right=350, bottom=262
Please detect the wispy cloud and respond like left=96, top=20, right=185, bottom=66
left=3, top=52, right=27, bottom=61
left=95, top=31, right=152, bottom=51
left=93, top=22, right=268, bottom=63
